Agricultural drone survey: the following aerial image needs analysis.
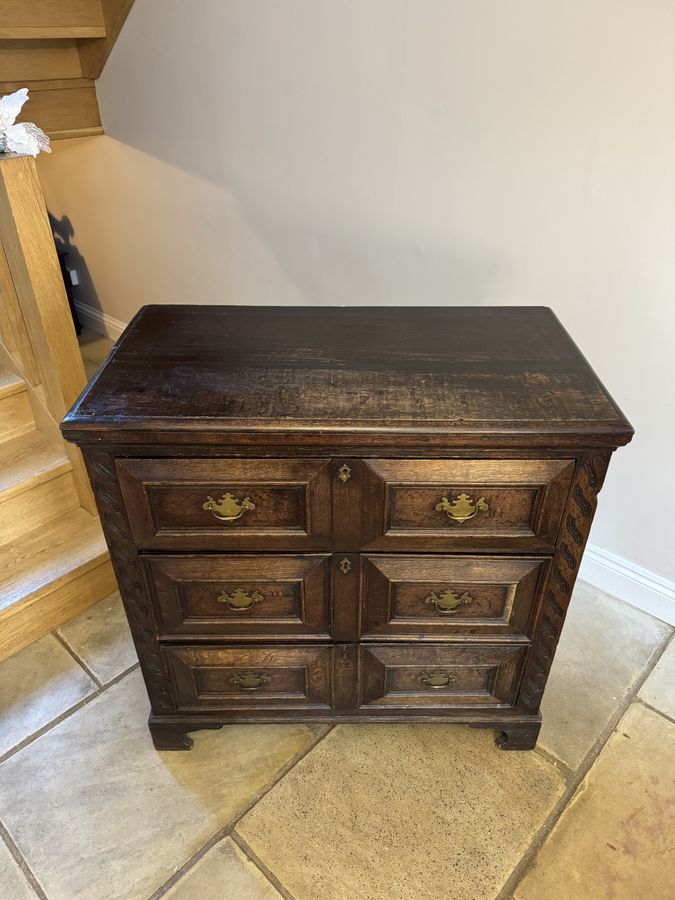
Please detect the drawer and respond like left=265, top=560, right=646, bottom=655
left=117, top=458, right=332, bottom=550
left=361, top=555, right=548, bottom=640
left=163, top=645, right=333, bottom=711
left=358, top=643, right=527, bottom=709
left=360, top=459, right=573, bottom=551
left=143, top=554, right=331, bottom=640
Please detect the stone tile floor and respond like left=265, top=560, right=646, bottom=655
left=0, top=583, right=672, bottom=899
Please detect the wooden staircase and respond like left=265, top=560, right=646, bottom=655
left=0, top=153, right=116, bottom=661
left=0, top=0, right=134, bottom=139
left=0, top=2, right=133, bottom=658
left=0, top=369, right=114, bottom=661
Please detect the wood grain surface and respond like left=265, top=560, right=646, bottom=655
left=62, top=306, right=633, bottom=447
left=63, top=307, right=632, bottom=751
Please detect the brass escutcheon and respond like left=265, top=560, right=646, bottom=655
left=230, top=672, right=270, bottom=690
left=338, top=463, right=352, bottom=483
left=339, top=557, right=352, bottom=574
left=216, top=588, right=265, bottom=611
left=419, top=672, right=455, bottom=689
left=435, top=493, right=489, bottom=523
left=203, top=492, right=255, bottom=523
left=424, top=589, right=474, bottom=615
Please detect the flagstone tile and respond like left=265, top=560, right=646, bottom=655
left=0, top=837, right=37, bottom=899
left=515, top=703, right=675, bottom=900
left=0, top=634, right=96, bottom=758
left=236, top=723, right=565, bottom=900
left=165, top=837, right=281, bottom=899
left=57, top=591, right=138, bottom=684
left=638, top=636, right=675, bottom=719
left=79, top=333, right=114, bottom=366
left=538, top=581, right=669, bottom=770
left=84, top=358, right=99, bottom=381
left=0, top=671, right=313, bottom=900
left=304, top=723, right=333, bottom=739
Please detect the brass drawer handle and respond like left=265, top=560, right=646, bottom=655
left=435, top=493, right=488, bottom=523
left=230, top=672, right=270, bottom=690
left=424, top=589, right=473, bottom=615
left=217, top=588, right=264, bottom=611
left=419, top=672, right=455, bottom=689
left=203, top=492, right=255, bottom=523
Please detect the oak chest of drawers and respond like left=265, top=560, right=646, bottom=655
left=62, top=306, right=633, bottom=750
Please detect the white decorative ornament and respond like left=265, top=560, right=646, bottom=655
left=3, top=122, right=52, bottom=157
left=0, top=88, right=51, bottom=157
left=0, top=87, right=28, bottom=129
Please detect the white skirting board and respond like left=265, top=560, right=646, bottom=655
left=75, top=301, right=127, bottom=340
left=580, top=543, right=675, bottom=626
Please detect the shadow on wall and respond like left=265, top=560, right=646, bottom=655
left=197, top=164, right=509, bottom=306
left=49, top=212, right=101, bottom=316
left=231, top=210, right=509, bottom=307
left=91, top=2, right=513, bottom=309
left=39, top=135, right=510, bottom=316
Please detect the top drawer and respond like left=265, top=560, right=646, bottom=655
left=360, top=459, right=574, bottom=551
left=117, top=458, right=332, bottom=550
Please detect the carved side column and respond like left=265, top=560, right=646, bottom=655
left=83, top=449, right=174, bottom=715
left=518, top=451, right=612, bottom=711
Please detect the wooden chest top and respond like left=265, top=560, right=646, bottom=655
left=62, top=305, right=632, bottom=448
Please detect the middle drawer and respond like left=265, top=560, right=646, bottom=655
left=143, top=552, right=548, bottom=642
left=143, top=554, right=332, bottom=640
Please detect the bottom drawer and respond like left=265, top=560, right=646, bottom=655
left=163, top=644, right=333, bottom=711
left=162, top=642, right=528, bottom=714
left=359, top=643, right=527, bottom=709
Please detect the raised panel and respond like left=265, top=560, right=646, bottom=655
left=359, top=644, right=527, bottom=709
left=163, top=645, right=333, bottom=711
left=361, top=459, right=573, bottom=551
left=117, top=458, right=332, bottom=550
left=143, top=554, right=331, bottom=640
left=361, top=555, right=548, bottom=640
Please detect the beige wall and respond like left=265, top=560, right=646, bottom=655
left=37, top=1, right=675, bottom=594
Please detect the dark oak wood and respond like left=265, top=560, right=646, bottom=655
left=148, top=719, right=224, bottom=751
left=117, top=457, right=332, bottom=550
left=518, top=452, right=612, bottom=711
left=62, top=306, right=633, bottom=752
left=331, top=552, right=360, bottom=641
left=62, top=306, right=633, bottom=448
left=82, top=449, right=175, bottom=715
left=495, top=721, right=542, bottom=751
left=360, top=458, right=573, bottom=551
left=358, top=643, right=528, bottom=709
left=163, top=644, right=334, bottom=712
left=360, top=554, right=548, bottom=640
left=142, top=553, right=331, bottom=640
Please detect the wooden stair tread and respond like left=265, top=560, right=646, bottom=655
left=0, top=369, right=25, bottom=400
left=0, top=431, right=71, bottom=499
left=0, top=508, right=108, bottom=613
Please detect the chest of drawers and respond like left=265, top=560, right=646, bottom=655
left=62, top=306, right=632, bottom=751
